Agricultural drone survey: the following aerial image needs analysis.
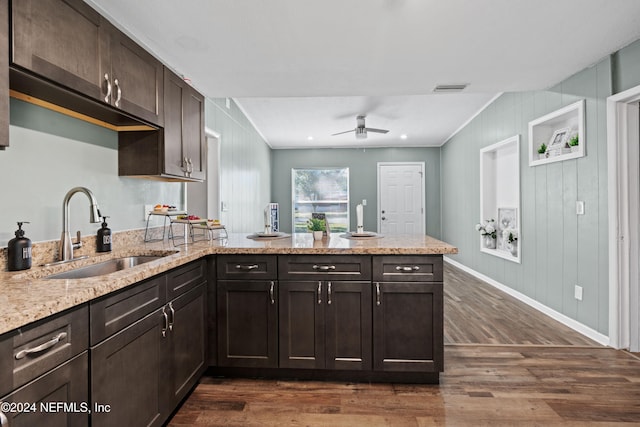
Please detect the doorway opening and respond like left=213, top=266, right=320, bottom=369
left=607, top=86, right=640, bottom=351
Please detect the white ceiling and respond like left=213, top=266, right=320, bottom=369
left=86, top=0, right=640, bottom=148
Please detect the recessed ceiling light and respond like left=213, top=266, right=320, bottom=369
left=307, top=136, right=314, bottom=141
left=400, top=134, right=408, bottom=140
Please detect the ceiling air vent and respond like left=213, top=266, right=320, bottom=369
left=433, top=84, right=468, bottom=93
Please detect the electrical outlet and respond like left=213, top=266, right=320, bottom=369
left=221, top=201, right=229, bottom=212
left=362, top=199, right=367, bottom=206
left=576, top=201, right=585, bottom=215
left=574, top=285, right=583, bottom=301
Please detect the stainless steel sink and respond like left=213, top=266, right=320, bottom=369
left=45, top=256, right=164, bottom=280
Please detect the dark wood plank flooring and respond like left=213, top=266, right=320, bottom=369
left=168, top=263, right=639, bottom=426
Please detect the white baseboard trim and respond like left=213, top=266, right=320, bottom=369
left=444, top=256, right=610, bottom=346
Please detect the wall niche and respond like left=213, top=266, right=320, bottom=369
left=479, top=134, right=521, bottom=263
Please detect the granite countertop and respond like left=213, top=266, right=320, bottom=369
left=0, top=233, right=457, bottom=335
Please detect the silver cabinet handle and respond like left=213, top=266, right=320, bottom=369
left=15, top=332, right=67, bottom=359
left=317, top=281, right=322, bottom=305
left=269, top=281, right=275, bottom=305
left=161, top=306, right=169, bottom=338
left=327, top=281, right=332, bottom=305
left=235, top=264, right=259, bottom=271
left=0, top=411, right=8, bottom=426
left=114, top=78, right=122, bottom=108
left=376, top=283, right=381, bottom=306
left=395, top=266, right=420, bottom=272
left=104, top=73, right=111, bottom=103
left=168, top=302, right=175, bottom=332
left=312, top=265, right=336, bottom=271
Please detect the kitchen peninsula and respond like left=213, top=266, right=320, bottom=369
left=0, top=233, right=456, bottom=425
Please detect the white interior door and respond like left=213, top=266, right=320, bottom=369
left=377, top=162, right=425, bottom=235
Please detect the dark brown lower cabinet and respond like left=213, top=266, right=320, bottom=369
left=0, top=352, right=88, bottom=427
left=91, top=283, right=207, bottom=427
left=166, top=284, right=207, bottom=405
left=372, top=281, right=443, bottom=373
left=279, top=281, right=371, bottom=371
left=91, top=308, right=168, bottom=427
left=217, top=280, right=278, bottom=368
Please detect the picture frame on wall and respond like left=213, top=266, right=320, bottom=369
left=547, top=127, right=570, bottom=153
left=497, top=207, right=517, bottom=252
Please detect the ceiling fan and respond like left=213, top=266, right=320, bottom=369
left=332, top=115, right=389, bottom=139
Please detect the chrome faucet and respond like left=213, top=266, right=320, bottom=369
left=59, top=187, right=101, bottom=261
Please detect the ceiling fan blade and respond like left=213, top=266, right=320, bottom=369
left=331, top=129, right=355, bottom=136
left=365, top=128, right=389, bottom=134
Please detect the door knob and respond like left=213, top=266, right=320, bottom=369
left=382, top=217, right=386, bottom=220
left=381, top=210, right=385, bottom=214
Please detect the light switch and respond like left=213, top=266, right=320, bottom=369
left=362, top=199, right=367, bottom=206
left=576, top=201, right=585, bottom=215
left=221, top=201, right=229, bottom=212
left=574, top=285, right=583, bottom=301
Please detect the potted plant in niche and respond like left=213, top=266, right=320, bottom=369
left=307, top=218, right=326, bottom=240
left=537, top=143, right=548, bottom=159
left=568, top=134, right=579, bottom=153
left=503, top=228, right=518, bottom=257
left=475, top=219, right=497, bottom=249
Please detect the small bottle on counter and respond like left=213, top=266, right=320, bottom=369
left=96, top=216, right=112, bottom=252
left=8, top=221, right=32, bottom=271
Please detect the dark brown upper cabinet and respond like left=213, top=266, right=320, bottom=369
left=10, top=0, right=163, bottom=127
left=118, top=67, right=205, bottom=182
left=0, top=0, right=8, bottom=149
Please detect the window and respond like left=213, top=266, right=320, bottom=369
left=292, top=168, right=349, bottom=233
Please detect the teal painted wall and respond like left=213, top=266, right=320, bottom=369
left=0, top=98, right=184, bottom=245
left=271, top=147, right=441, bottom=236
left=205, top=98, right=272, bottom=232
left=442, top=38, right=640, bottom=336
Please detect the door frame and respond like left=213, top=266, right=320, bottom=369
left=607, top=84, right=640, bottom=350
left=376, top=162, right=426, bottom=234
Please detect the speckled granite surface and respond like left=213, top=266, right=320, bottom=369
left=0, top=231, right=457, bottom=335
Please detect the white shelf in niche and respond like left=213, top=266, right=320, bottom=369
left=479, top=135, right=521, bottom=263
left=528, top=99, right=585, bottom=166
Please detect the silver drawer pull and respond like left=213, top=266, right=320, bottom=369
left=269, top=281, right=275, bottom=305
left=235, top=264, right=259, bottom=271
left=312, top=264, right=336, bottom=271
left=395, top=266, right=420, bottom=272
left=317, top=281, right=322, bottom=305
left=15, top=332, right=68, bottom=360
left=376, top=283, right=381, bottom=306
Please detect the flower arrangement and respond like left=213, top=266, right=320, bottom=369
left=568, top=134, right=579, bottom=147
left=475, top=219, right=496, bottom=239
left=503, top=228, right=518, bottom=243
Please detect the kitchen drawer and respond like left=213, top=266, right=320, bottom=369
left=217, top=255, right=277, bottom=280
left=373, top=255, right=443, bottom=282
left=278, top=255, right=371, bottom=281
left=167, top=259, right=206, bottom=300
left=0, top=304, right=89, bottom=396
left=90, top=275, right=167, bottom=345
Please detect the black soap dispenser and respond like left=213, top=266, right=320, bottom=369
left=8, top=221, right=32, bottom=271
left=96, top=216, right=112, bottom=252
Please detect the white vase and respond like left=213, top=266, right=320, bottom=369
left=570, top=145, right=579, bottom=153
left=483, top=235, right=496, bottom=249
left=508, top=241, right=518, bottom=257
left=312, top=231, right=323, bottom=240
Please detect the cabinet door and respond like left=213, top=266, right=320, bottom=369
left=325, top=281, right=372, bottom=371
left=217, top=280, right=278, bottom=368
left=182, top=84, right=205, bottom=180
left=0, top=0, right=8, bottom=149
left=91, top=308, right=169, bottom=427
left=373, top=282, right=443, bottom=373
left=108, top=21, right=163, bottom=126
left=11, top=0, right=109, bottom=101
left=163, top=68, right=186, bottom=177
left=278, top=281, right=324, bottom=369
left=166, top=284, right=207, bottom=406
left=0, top=352, right=88, bottom=427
